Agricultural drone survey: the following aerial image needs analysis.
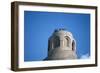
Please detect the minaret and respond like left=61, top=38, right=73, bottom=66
left=45, top=28, right=77, bottom=60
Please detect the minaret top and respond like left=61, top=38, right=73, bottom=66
left=45, top=28, right=77, bottom=60
left=53, top=28, right=73, bottom=38
left=54, top=28, right=66, bottom=32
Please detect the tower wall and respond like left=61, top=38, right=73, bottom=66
left=45, top=29, right=77, bottom=60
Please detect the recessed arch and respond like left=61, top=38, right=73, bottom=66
left=53, top=36, right=60, bottom=48
left=65, top=36, right=71, bottom=47
left=72, top=40, right=75, bottom=51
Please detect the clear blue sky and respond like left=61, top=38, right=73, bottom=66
left=24, top=11, right=90, bottom=61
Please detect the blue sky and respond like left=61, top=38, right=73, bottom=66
left=24, top=11, right=90, bottom=61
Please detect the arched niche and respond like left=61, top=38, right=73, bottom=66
left=53, top=36, right=60, bottom=48
left=72, top=40, right=76, bottom=51
left=65, top=36, right=71, bottom=47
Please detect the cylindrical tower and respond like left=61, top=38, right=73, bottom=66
left=45, top=28, right=77, bottom=60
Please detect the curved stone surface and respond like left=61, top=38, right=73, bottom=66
left=45, top=28, right=77, bottom=60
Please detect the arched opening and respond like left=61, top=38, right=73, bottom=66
left=72, top=40, right=75, bottom=51
left=65, top=36, right=70, bottom=47
left=53, top=36, right=60, bottom=48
